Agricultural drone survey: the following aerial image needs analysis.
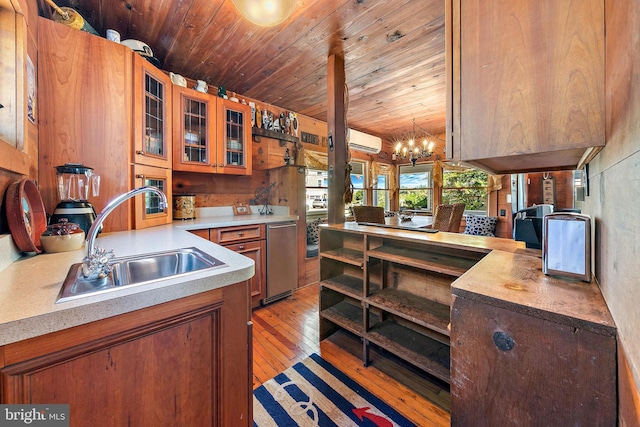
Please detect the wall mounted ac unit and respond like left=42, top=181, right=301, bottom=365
left=347, top=128, right=382, bottom=154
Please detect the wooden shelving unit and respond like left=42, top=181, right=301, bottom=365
left=366, top=288, right=451, bottom=336
left=318, top=225, right=487, bottom=384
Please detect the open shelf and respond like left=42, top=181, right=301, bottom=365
left=320, top=247, right=364, bottom=267
left=367, top=245, right=478, bottom=277
left=318, top=226, right=485, bottom=385
left=320, top=274, right=362, bottom=299
left=366, top=288, right=451, bottom=337
left=252, top=127, right=300, bottom=144
left=366, top=320, right=450, bottom=384
left=320, top=300, right=364, bottom=335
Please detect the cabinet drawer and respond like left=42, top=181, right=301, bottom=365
left=223, top=240, right=263, bottom=253
left=211, top=224, right=265, bottom=244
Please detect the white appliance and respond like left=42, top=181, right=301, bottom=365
left=347, top=128, right=382, bottom=153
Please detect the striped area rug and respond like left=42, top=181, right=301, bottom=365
left=253, top=353, right=416, bottom=427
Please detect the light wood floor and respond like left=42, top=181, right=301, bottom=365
left=252, top=283, right=451, bottom=426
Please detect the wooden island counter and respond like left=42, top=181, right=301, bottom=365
left=318, top=222, right=617, bottom=425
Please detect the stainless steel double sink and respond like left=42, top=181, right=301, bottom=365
left=57, top=247, right=226, bottom=303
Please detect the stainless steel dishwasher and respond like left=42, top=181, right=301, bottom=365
left=263, top=221, right=298, bottom=304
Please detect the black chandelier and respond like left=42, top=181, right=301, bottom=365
left=392, top=119, right=436, bottom=166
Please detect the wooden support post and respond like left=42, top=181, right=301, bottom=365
left=327, top=53, right=347, bottom=225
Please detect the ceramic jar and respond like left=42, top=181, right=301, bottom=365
left=40, top=219, right=85, bottom=253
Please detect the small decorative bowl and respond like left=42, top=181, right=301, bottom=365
left=40, top=219, right=85, bottom=253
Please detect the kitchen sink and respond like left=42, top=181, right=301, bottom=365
left=56, top=247, right=227, bottom=303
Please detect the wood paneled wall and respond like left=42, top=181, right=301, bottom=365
left=585, top=0, right=640, bottom=421
left=492, top=175, right=513, bottom=238
left=525, top=171, right=575, bottom=210
left=0, top=0, right=39, bottom=235
left=172, top=170, right=269, bottom=208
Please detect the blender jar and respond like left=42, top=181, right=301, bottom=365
left=55, top=163, right=100, bottom=201
left=51, top=164, right=100, bottom=234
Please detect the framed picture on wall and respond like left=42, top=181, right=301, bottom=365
left=542, top=176, right=556, bottom=205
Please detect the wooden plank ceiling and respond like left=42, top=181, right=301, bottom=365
left=41, top=0, right=446, bottom=145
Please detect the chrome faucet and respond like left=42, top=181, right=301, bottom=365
left=82, top=186, right=168, bottom=279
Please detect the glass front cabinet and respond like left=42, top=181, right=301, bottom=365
left=173, top=90, right=251, bottom=175
left=132, top=164, right=172, bottom=228
left=216, top=98, right=252, bottom=175
left=132, top=54, right=172, bottom=169
left=172, top=86, right=217, bottom=173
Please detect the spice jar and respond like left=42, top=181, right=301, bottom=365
left=40, top=218, right=85, bottom=253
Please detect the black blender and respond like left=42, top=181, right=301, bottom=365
left=50, top=164, right=100, bottom=234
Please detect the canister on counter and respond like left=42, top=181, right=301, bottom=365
left=173, top=194, right=196, bottom=220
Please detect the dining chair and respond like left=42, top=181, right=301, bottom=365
left=430, top=204, right=454, bottom=231
left=353, top=205, right=385, bottom=224
left=449, top=203, right=465, bottom=233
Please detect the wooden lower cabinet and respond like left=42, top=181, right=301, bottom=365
left=0, top=282, right=252, bottom=427
left=450, top=251, right=617, bottom=426
left=451, top=295, right=616, bottom=426
left=226, top=240, right=266, bottom=308
left=210, top=225, right=266, bottom=309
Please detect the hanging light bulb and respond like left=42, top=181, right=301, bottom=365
left=231, top=0, right=297, bottom=27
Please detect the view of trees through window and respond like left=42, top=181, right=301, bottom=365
left=399, top=164, right=432, bottom=210
left=442, top=169, right=488, bottom=213
left=373, top=174, right=389, bottom=209
left=350, top=161, right=366, bottom=206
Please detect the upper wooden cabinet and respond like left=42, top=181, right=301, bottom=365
left=446, top=0, right=605, bottom=173
left=0, top=7, right=29, bottom=175
left=173, top=92, right=252, bottom=175
left=38, top=18, right=172, bottom=231
left=38, top=17, right=133, bottom=232
left=132, top=54, right=172, bottom=169
left=172, top=86, right=217, bottom=173
left=217, top=98, right=252, bottom=175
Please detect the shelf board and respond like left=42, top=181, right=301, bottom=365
left=320, top=301, right=364, bottom=335
left=321, top=247, right=364, bottom=267
left=367, top=245, right=477, bottom=277
left=366, top=288, right=450, bottom=337
left=252, top=127, right=300, bottom=144
left=366, top=320, right=450, bottom=384
left=320, top=274, right=363, bottom=299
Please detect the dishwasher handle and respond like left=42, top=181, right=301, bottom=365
left=267, top=223, right=296, bottom=229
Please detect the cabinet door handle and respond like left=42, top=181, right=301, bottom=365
left=493, top=331, right=515, bottom=352
left=136, top=150, right=145, bottom=155
left=136, top=174, right=144, bottom=179
left=238, top=245, right=245, bottom=250
left=238, top=232, right=244, bottom=236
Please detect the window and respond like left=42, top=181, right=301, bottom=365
left=350, top=160, right=367, bottom=206
left=305, top=168, right=328, bottom=211
left=442, top=169, right=488, bottom=215
left=399, top=164, right=433, bottom=211
left=373, top=171, right=390, bottom=210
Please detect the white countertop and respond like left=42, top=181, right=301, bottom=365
left=174, top=213, right=298, bottom=230
left=0, top=213, right=297, bottom=346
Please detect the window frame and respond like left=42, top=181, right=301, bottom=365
left=398, top=163, right=434, bottom=212
left=441, top=168, right=489, bottom=216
